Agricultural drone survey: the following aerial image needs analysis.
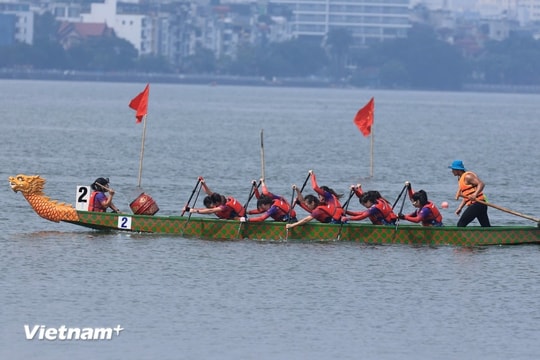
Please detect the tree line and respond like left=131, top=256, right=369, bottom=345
left=2, top=13, right=540, bottom=90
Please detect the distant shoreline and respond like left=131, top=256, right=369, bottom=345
left=0, top=69, right=337, bottom=88
left=2, top=69, right=540, bottom=93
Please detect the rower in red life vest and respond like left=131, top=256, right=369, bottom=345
left=342, top=186, right=397, bottom=225
left=285, top=170, right=344, bottom=229
left=88, top=177, right=121, bottom=213
left=184, top=176, right=245, bottom=220
left=398, top=182, right=443, bottom=226
left=244, top=178, right=297, bottom=222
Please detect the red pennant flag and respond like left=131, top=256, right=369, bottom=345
left=353, top=97, right=374, bottom=137
left=129, top=84, right=150, bottom=123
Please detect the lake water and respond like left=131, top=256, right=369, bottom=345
left=1, top=80, right=539, bottom=359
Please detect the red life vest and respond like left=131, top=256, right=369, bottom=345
left=89, top=191, right=106, bottom=212
left=369, top=199, right=397, bottom=225
left=271, top=198, right=296, bottom=220
left=421, top=202, right=443, bottom=226
left=311, top=205, right=334, bottom=223
left=216, top=197, right=245, bottom=219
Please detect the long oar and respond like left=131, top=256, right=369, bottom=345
left=392, top=184, right=407, bottom=210
left=459, top=195, right=540, bottom=223
left=289, top=172, right=311, bottom=213
left=395, top=187, right=408, bottom=230
left=181, top=181, right=203, bottom=236
left=285, top=172, right=312, bottom=240
left=181, top=178, right=201, bottom=216
left=237, top=181, right=261, bottom=239
left=286, top=172, right=311, bottom=222
left=336, top=188, right=355, bottom=241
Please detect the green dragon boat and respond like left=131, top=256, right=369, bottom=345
left=9, top=174, right=540, bottom=246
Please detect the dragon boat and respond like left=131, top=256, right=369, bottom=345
left=9, top=174, right=540, bottom=246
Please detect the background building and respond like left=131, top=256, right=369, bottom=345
left=270, top=0, right=411, bottom=46
left=0, top=1, right=33, bottom=45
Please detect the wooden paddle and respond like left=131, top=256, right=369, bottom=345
left=395, top=186, right=408, bottom=230
left=181, top=178, right=201, bottom=216
left=459, top=195, right=539, bottom=223
left=237, top=180, right=261, bottom=238
left=285, top=172, right=312, bottom=239
left=95, top=182, right=114, bottom=193
left=336, top=188, right=355, bottom=241
left=392, top=184, right=408, bottom=210
left=181, top=181, right=203, bottom=236
left=289, top=172, right=311, bottom=212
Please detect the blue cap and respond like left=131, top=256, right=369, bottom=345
left=448, top=160, right=466, bottom=171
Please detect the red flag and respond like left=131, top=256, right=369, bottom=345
left=129, top=84, right=150, bottom=123
left=353, top=97, right=374, bottom=137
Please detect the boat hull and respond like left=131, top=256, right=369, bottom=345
left=68, top=211, right=540, bottom=246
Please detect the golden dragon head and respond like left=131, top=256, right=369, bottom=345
left=8, top=174, right=79, bottom=222
left=9, top=174, right=46, bottom=196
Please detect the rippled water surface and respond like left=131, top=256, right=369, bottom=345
left=1, top=80, right=539, bottom=359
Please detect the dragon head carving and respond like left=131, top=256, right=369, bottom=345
left=8, top=174, right=79, bottom=223
left=9, top=174, right=46, bottom=196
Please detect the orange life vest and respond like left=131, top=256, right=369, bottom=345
left=458, top=171, right=485, bottom=206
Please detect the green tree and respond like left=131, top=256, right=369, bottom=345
left=364, top=24, right=467, bottom=90
left=262, top=38, right=327, bottom=77
left=476, top=34, right=540, bottom=85
left=66, top=36, right=137, bottom=71
left=135, top=55, right=173, bottom=73
left=183, top=46, right=216, bottom=73
left=33, top=11, right=68, bottom=69
left=325, top=28, right=353, bottom=79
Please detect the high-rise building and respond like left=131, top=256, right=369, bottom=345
left=268, top=0, right=411, bottom=46
left=0, top=2, right=33, bottom=45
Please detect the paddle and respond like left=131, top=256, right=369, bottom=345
left=336, top=188, right=355, bottom=241
left=237, top=180, right=261, bottom=238
left=181, top=181, right=203, bottom=236
left=260, top=129, right=265, bottom=180
left=285, top=172, right=312, bottom=240
left=392, top=184, right=408, bottom=210
left=181, top=178, right=201, bottom=216
left=289, top=172, right=311, bottom=212
left=395, top=185, right=408, bottom=230
left=459, top=195, right=540, bottom=223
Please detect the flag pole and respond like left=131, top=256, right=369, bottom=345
left=260, top=129, right=265, bottom=180
left=370, top=126, right=374, bottom=178
left=137, top=114, right=147, bottom=188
